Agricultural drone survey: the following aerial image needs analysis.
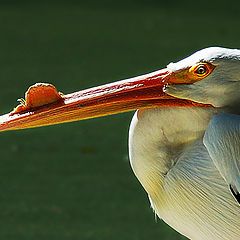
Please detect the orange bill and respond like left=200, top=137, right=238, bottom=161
left=0, top=68, right=212, bottom=132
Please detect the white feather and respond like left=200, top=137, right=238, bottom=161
left=204, top=113, right=240, bottom=195
left=129, top=107, right=240, bottom=240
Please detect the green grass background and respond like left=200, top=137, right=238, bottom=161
left=0, top=1, right=239, bottom=239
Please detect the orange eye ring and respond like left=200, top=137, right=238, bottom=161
left=189, top=62, right=215, bottom=79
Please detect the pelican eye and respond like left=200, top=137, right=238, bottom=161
left=195, top=65, right=207, bottom=75
left=188, top=62, right=215, bottom=80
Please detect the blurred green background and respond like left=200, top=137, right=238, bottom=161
left=0, top=1, right=239, bottom=239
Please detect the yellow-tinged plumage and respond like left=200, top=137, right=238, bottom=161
left=129, top=107, right=240, bottom=240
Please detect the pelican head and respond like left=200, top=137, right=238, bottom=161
left=0, top=47, right=240, bottom=131
left=166, top=47, right=240, bottom=107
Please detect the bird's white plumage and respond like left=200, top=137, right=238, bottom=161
left=129, top=108, right=240, bottom=240
left=204, top=113, right=240, bottom=195
left=129, top=47, right=240, bottom=240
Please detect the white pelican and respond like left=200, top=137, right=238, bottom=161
left=0, top=47, right=239, bottom=240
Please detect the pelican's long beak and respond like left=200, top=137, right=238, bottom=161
left=0, top=68, right=211, bottom=132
